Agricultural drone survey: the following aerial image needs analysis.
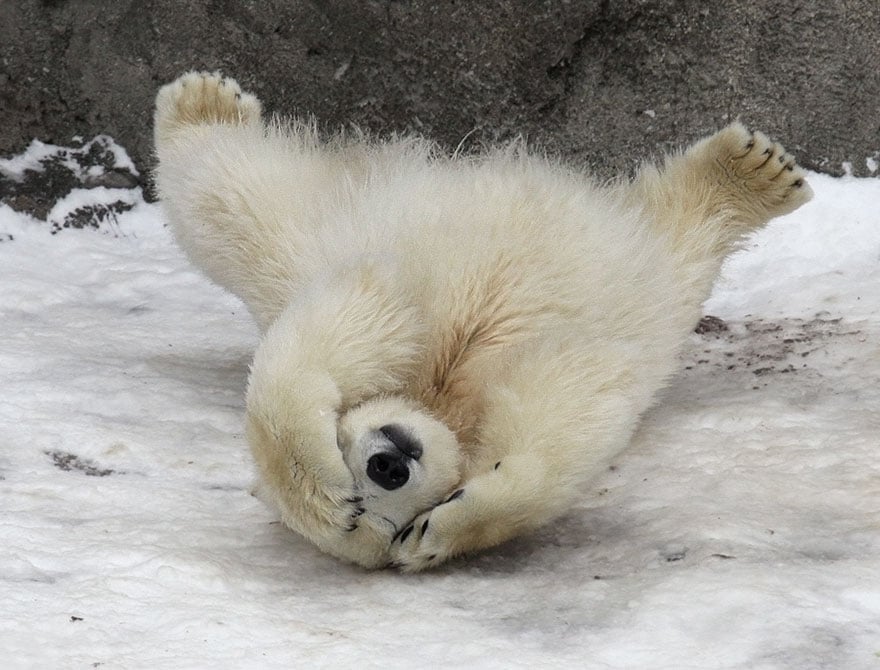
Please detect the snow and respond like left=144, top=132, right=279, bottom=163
left=1, top=139, right=879, bottom=670
left=0, top=137, right=140, bottom=183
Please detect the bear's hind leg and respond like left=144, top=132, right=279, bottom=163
left=389, top=333, right=646, bottom=571
left=626, top=123, right=812, bottom=319
left=154, top=72, right=325, bottom=329
left=633, top=123, right=812, bottom=257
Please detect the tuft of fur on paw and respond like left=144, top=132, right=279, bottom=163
left=154, top=71, right=262, bottom=148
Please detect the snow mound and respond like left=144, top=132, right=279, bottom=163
left=0, top=136, right=144, bottom=235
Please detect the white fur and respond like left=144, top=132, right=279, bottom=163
left=154, top=72, right=812, bottom=571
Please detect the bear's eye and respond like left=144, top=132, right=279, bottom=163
left=379, top=424, right=423, bottom=461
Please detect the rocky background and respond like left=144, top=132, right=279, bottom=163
left=1, top=0, right=878, bottom=200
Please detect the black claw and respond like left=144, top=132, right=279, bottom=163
left=346, top=523, right=358, bottom=532
left=444, top=488, right=464, bottom=503
left=398, top=525, right=414, bottom=543
left=494, top=461, right=501, bottom=470
left=385, top=561, right=403, bottom=570
left=794, top=178, right=804, bottom=188
left=347, top=496, right=364, bottom=504
left=392, top=523, right=414, bottom=543
left=427, top=554, right=437, bottom=562
left=420, top=519, right=430, bottom=537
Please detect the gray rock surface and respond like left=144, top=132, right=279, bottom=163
left=1, top=0, right=878, bottom=194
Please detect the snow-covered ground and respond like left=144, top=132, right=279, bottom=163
left=1, top=139, right=878, bottom=670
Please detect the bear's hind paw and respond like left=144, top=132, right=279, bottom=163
left=155, top=71, right=262, bottom=143
left=702, top=122, right=813, bottom=221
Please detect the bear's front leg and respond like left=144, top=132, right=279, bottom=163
left=246, top=260, right=428, bottom=566
left=390, top=334, right=644, bottom=571
left=389, top=454, right=565, bottom=571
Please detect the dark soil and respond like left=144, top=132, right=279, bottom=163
left=46, top=450, right=116, bottom=477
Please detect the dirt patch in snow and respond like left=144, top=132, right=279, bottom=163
left=45, top=450, right=116, bottom=477
left=689, top=314, right=864, bottom=387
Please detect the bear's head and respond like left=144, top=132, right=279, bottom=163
left=337, top=395, right=462, bottom=540
left=247, top=390, right=462, bottom=568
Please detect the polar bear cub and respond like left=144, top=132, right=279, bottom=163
left=154, top=72, right=811, bottom=571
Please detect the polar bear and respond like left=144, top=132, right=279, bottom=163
left=154, top=72, right=811, bottom=572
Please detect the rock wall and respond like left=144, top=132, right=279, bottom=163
left=2, top=0, right=878, bottom=186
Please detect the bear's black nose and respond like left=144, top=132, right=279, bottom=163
left=365, top=425, right=423, bottom=490
left=367, top=452, right=410, bottom=490
left=379, top=424, right=423, bottom=461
